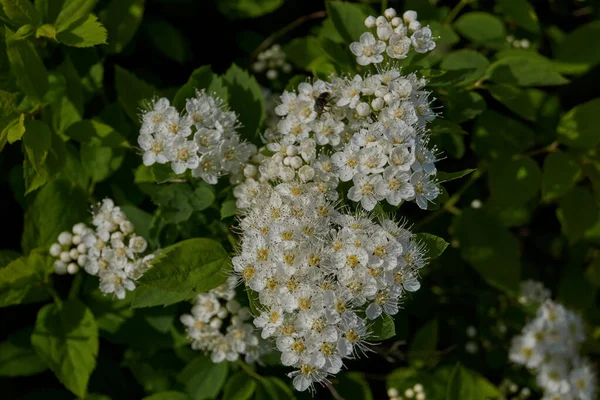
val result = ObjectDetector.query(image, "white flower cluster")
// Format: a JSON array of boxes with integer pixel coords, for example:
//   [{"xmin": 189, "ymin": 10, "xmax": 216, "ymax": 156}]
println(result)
[
  {"xmin": 351, "ymin": 9, "xmax": 436, "ymax": 66},
  {"xmin": 49, "ymin": 223, "xmax": 94, "ymax": 275},
  {"xmin": 509, "ymin": 290, "xmax": 597, "ymax": 400},
  {"xmin": 180, "ymin": 279, "xmax": 265, "ymax": 364},
  {"xmin": 238, "ymin": 64, "xmax": 440, "ymax": 211},
  {"xmin": 499, "ymin": 378, "xmax": 532, "ymax": 400},
  {"xmin": 253, "ymin": 44, "xmax": 292, "ymax": 80},
  {"xmin": 518, "ymin": 279, "xmax": 551, "ymax": 305},
  {"xmin": 138, "ymin": 92, "xmax": 256, "ymax": 183},
  {"xmin": 232, "ymin": 171, "xmax": 427, "ymax": 391},
  {"xmin": 388, "ymin": 383, "xmax": 427, "ymax": 400},
  {"xmin": 82, "ymin": 199, "xmax": 154, "ymax": 299}
]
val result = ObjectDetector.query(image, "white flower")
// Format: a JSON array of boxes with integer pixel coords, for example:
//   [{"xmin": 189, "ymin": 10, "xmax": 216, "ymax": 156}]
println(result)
[
  {"xmin": 138, "ymin": 133, "xmax": 169, "ymax": 166},
  {"xmin": 411, "ymin": 27, "xmax": 436, "ymax": 53},
  {"xmin": 387, "ymin": 33, "xmax": 411, "ymax": 59},
  {"xmin": 349, "ymin": 32, "xmax": 386, "ymax": 66},
  {"xmin": 348, "ymin": 174, "xmax": 385, "ymax": 211},
  {"xmin": 410, "ymin": 172, "xmax": 440, "ymax": 209},
  {"xmin": 377, "ymin": 167, "xmax": 414, "ymax": 206},
  {"xmin": 364, "ymin": 15, "xmax": 376, "ymax": 28},
  {"xmin": 332, "ymin": 145, "xmax": 360, "ymax": 182},
  {"xmin": 403, "ymin": 10, "xmax": 418, "ymax": 23},
  {"xmin": 99, "ymin": 270, "xmax": 135, "ymax": 299},
  {"xmin": 569, "ymin": 361, "xmax": 597, "ymax": 400}
]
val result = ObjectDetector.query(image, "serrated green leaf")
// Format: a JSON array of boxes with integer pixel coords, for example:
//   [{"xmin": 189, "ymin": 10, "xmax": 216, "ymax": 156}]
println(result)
[
  {"xmin": 488, "ymin": 156, "xmax": 541, "ymax": 207},
  {"xmin": 142, "ymin": 392, "xmax": 190, "ymax": 400},
  {"xmin": 487, "ymin": 84, "xmax": 542, "ymax": 121},
  {"xmin": 498, "ymin": 0, "xmax": 540, "ymax": 34},
  {"xmin": 137, "ymin": 238, "xmax": 231, "ymax": 305},
  {"xmin": 56, "ymin": 13, "xmax": 107, "ymax": 47},
  {"xmin": 444, "ymin": 90, "xmax": 486, "ymax": 122},
  {"xmin": 216, "ymin": 0, "xmax": 283, "ymax": 19},
  {"xmin": 173, "ymin": 66, "xmax": 227, "ymax": 110},
  {"xmin": 80, "ymin": 143, "xmax": 125, "ymax": 183},
  {"xmin": 370, "ymin": 314, "xmax": 396, "ymax": 340},
  {"xmin": 151, "ymin": 183, "xmax": 215, "ymax": 223},
  {"xmin": 0, "ymin": 249, "xmax": 52, "ymax": 307},
  {"xmin": 49, "ymin": 56, "xmax": 84, "ymax": 135},
  {"xmin": 414, "ymin": 233, "xmax": 449, "ymax": 260},
  {"xmin": 326, "ymin": 1, "xmax": 375, "ymax": 44},
  {"xmin": 542, "ymin": 152, "xmax": 582, "ymax": 201},
  {"xmin": 102, "ymin": 0, "xmax": 145, "ymax": 54},
  {"xmin": 55, "ymin": 0, "xmax": 98, "ymax": 31},
  {"xmin": 145, "ymin": 20, "xmax": 189, "ymax": 64},
  {"xmin": 472, "ymin": 110, "xmax": 535, "ymax": 160},
  {"xmin": 222, "ymin": 64, "xmax": 265, "ymax": 140},
  {"xmin": 31, "ymin": 300, "xmax": 99, "ymax": 398},
  {"xmin": 6, "ymin": 113, "xmax": 25, "ymax": 143},
  {"xmin": 223, "ymin": 372, "xmax": 256, "ymax": 400},
  {"xmin": 115, "ymin": 65, "xmax": 157, "ymax": 124},
  {"xmin": 0, "ymin": 0, "xmax": 40, "ymax": 26},
  {"xmin": 440, "ymin": 50, "xmax": 489, "ymax": 86},
  {"xmin": 23, "ymin": 119, "xmax": 52, "ymax": 172},
  {"xmin": 65, "ymin": 118, "xmax": 128, "ymax": 147},
  {"xmin": 36, "ymin": 24, "xmax": 56, "ymax": 39},
  {"xmin": 557, "ymin": 187, "xmax": 599, "ymax": 245},
  {"xmin": 21, "ymin": 180, "xmax": 89, "ymax": 253},
  {"xmin": 408, "ymin": 319, "xmax": 438, "ymax": 368},
  {"xmin": 284, "ymin": 36, "xmax": 327, "ymax": 70},
  {"xmin": 130, "ymin": 284, "xmax": 195, "ymax": 308},
  {"xmin": 557, "ymin": 98, "xmax": 600, "ymax": 149},
  {"xmin": 177, "ymin": 356, "xmax": 228, "ymax": 400},
  {"xmin": 5, "ymin": 27, "xmax": 48, "ymax": 104},
  {"xmin": 454, "ymin": 12, "xmax": 506, "ymax": 45},
  {"xmin": 0, "ymin": 327, "xmax": 48, "ymax": 377},
  {"xmin": 488, "ymin": 56, "xmax": 568, "ymax": 87}
]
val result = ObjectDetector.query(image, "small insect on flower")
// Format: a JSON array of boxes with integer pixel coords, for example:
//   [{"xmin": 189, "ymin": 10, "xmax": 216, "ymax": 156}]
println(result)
[{"xmin": 314, "ymin": 92, "xmax": 332, "ymax": 115}]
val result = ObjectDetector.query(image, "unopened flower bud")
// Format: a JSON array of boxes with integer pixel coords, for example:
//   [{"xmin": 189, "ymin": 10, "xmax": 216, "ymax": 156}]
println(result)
[
  {"xmin": 391, "ymin": 17, "xmax": 402, "ymax": 27},
  {"xmin": 69, "ymin": 249, "xmax": 79, "ymax": 260},
  {"xmin": 54, "ymin": 260, "xmax": 67, "ymax": 275},
  {"xmin": 67, "ymin": 263, "xmax": 79, "ymax": 275},
  {"xmin": 384, "ymin": 8, "xmax": 397, "ymax": 19},
  {"xmin": 72, "ymin": 223, "xmax": 87, "ymax": 236},
  {"xmin": 364, "ymin": 15, "xmax": 376, "ymax": 28},
  {"xmin": 60, "ymin": 251, "xmax": 71, "ymax": 263},
  {"xmin": 356, "ymin": 102, "xmax": 371, "ymax": 117},
  {"xmin": 49, "ymin": 243, "xmax": 62, "ymax": 257},
  {"xmin": 243, "ymin": 164, "xmax": 257, "ymax": 178},
  {"xmin": 403, "ymin": 10, "xmax": 417, "ymax": 23},
  {"xmin": 376, "ymin": 16, "xmax": 387, "ymax": 26},
  {"xmin": 409, "ymin": 20, "xmax": 421, "ymax": 32},
  {"xmin": 58, "ymin": 232, "xmax": 73, "ymax": 246},
  {"xmin": 372, "ymin": 97, "xmax": 385, "ymax": 111}
]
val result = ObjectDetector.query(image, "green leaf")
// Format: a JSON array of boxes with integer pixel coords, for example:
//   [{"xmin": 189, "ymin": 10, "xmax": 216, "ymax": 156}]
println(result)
[
  {"xmin": 428, "ymin": 119, "xmax": 466, "ymax": 159},
  {"xmin": 335, "ymin": 372, "xmax": 373, "ymax": 400},
  {"xmin": 488, "ymin": 157, "xmax": 541, "ymax": 207},
  {"xmin": 487, "ymin": 84, "xmax": 541, "ymax": 121},
  {"xmin": 5, "ymin": 27, "xmax": 48, "ymax": 104},
  {"xmin": 151, "ymin": 183, "xmax": 215, "ymax": 223},
  {"xmin": 370, "ymin": 314, "xmax": 396, "ymax": 340},
  {"xmin": 428, "ymin": 21, "xmax": 460, "ymax": 46},
  {"xmin": 23, "ymin": 119, "xmax": 52, "ymax": 172},
  {"xmin": 223, "ymin": 372, "xmax": 256, "ymax": 400},
  {"xmin": 0, "ymin": 249, "xmax": 52, "ymax": 307},
  {"xmin": 454, "ymin": 208, "xmax": 521, "ymax": 294},
  {"xmin": 435, "ymin": 169, "xmax": 475, "ymax": 183},
  {"xmin": 408, "ymin": 319, "xmax": 438, "ymax": 368},
  {"xmin": 555, "ymin": 21, "xmax": 600, "ymax": 71},
  {"xmin": 56, "ymin": 13, "xmax": 107, "ymax": 47},
  {"xmin": 326, "ymin": 1, "xmax": 375, "ymax": 44},
  {"xmin": 176, "ymin": 356, "xmax": 228, "ymax": 400},
  {"xmin": 222, "ymin": 64, "xmax": 265, "ymax": 140},
  {"xmin": 447, "ymin": 364, "xmax": 476, "ymax": 400},
  {"xmin": 0, "ymin": 0, "xmax": 40, "ymax": 26},
  {"xmin": 488, "ymin": 56, "xmax": 568, "ymax": 86},
  {"xmin": 255, "ymin": 377, "xmax": 294, "ymax": 400},
  {"xmin": 439, "ymin": 50, "xmax": 489, "ymax": 86},
  {"xmin": 284, "ymin": 36, "xmax": 327, "ymax": 70},
  {"xmin": 444, "ymin": 90, "xmax": 486, "ymax": 122},
  {"xmin": 498, "ymin": 0, "xmax": 540, "ymax": 33},
  {"xmin": 0, "ymin": 328, "xmax": 48, "ymax": 376},
  {"xmin": 173, "ymin": 66, "xmax": 227, "ymax": 110},
  {"xmin": 454, "ymin": 12, "xmax": 506, "ymax": 45},
  {"xmin": 115, "ymin": 65, "xmax": 157, "ymax": 124},
  {"xmin": 472, "ymin": 110, "xmax": 535, "ymax": 160},
  {"xmin": 414, "ymin": 233, "xmax": 449, "ymax": 260},
  {"xmin": 31, "ymin": 300, "xmax": 99, "ymax": 398},
  {"xmin": 131, "ymin": 284, "xmax": 196, "ymax": 308},
  {"xmin": 220, "ymin": 199, "xmax": 237, "ymax": 219},
  {"xmin": 65, "ymin": 119, "xmax": 128, "ymax": 147},
  {"xmin": 216, "ymin": 0, "xmax": 283, "ymax": 19},
  {"xmin": 102, "ymin": 0, "xmax": 145, "ymax": 54},
  {"xmin": 120, "ymin": 204, "xmax": 152, "ymax": 242},
  {"xmin": 55, "ymin": 0, "xmax": 99, "ymax": 31},
  {"xmin": 145, "ymin": 21, "xmax": 189, "ymax": 64},
  {"xmin": 542, "ymin": 152, "xmax": 582, "ymax": 201},
  {"xmin": 142, "ymin": 392, "xmax": 190, "ymax": 400},
  {"xmin": 49, "ymin": 57, "xmax": 84, "ymax": 135},
  {"xmin": 0, "ymin": 249, "xmax": 20, "ymax": 266},
  {"xmin": 7, "ymin": 113, "xmax": 25, "ymax": 143},
  {"xmin": 80, "ymin": 143, "xmax": 125, "ymax": 183},
  {"xmin": 36, "ymin": 24, "xmax": 56, "ymax": 39},
  {"xmin": 557, "ymin": 98, "xmax": 600, "ymax": 149},
  {"xmin": 137, "ymin": 238, "xmax": 231, "ymax": 305},
  {"xmin": 557, "ymin": 187, "xmax": 599, "ymax": 245},
  {"xmin": 21, "ymin": 180, "xmax": 89, "ymax": 253},
  {"xmin": 12, "ymin": 23, "xmax": 35, "ymax": 40}
]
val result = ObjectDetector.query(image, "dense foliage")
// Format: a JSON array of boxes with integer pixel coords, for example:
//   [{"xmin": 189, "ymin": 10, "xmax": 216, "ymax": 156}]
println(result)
[{"xmin": 1, "ymin": 0, "xmax": 599, "ymax": 399}]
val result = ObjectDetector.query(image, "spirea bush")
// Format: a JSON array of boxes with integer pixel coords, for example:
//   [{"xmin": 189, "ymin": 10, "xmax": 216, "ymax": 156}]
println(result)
[{"xmin": 1, "ymin": 1, "xmax": 599, "ymax": 400}]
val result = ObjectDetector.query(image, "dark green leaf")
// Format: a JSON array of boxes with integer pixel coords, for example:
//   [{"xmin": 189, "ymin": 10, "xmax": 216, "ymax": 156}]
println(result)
[
  {"xmin": 114, "ymin": 65, "xmax": 157, "ymax": 124},
  {"xmin": 80, "ymin": 143, "xmax": 125, "ymax": 183},
  {"xmin": 414, "ymin": 233, "xmax": 449, "ymax": 260},
  {"xmin": 0, "ymin": 249, "xmax": 52, "ymax": 307},
  {"xmin": 31, "ymin": 300, "xmax": 99, "ymax": 398},
  {"xmin": 284, "ymin": 36, "xmax": 327, "ymax": 70},
  {"xmin": 222, "ymin": 64, "xmax": 265, "ymax": 140},
  {"xmin": 436, "ymin": 169, "xmax": 475, "ymax": 183},
  {"xmin": 173, "ymin": 66, "xmax": 227, "ymax": 110},
  {"xmin": 542, "ymin": 152, "xmax": 582, "ymax": 201},
  {"xmin": 472, "ymin": 110, "xmax": 535, "ymax": 160},
  {"xmin": 151, "ymin": 183, "xmax": 215, "ymax": 223},
  {"xmin": 0, "ymin": 327, "xmax": 47, "ymax": 376},
  {"xmin": 176, "ymin": 356, "xmax": 228, "ymax": 400},
  {"xmin": 55, "ymin": 0, "xmax": 98, "ymax": 31},
  {"xmin": 555, "ymin": 21, "xmax": 600, "ymax": 71},
  {"xmin": 142, "ymin": 392, "xmax": 190, "ymax": 400},
  {"xmin": 65, "ymin": 119, "xmax": 128, "ymax": 147},
  {"xmin": 557, "ymin": 98, "xmax": 600, "ymax": 149},
  {"xmin": 488, "ymin": 157, "xmax": 541, "ymax": 207},
  {"xmin": 444, "ymin": 90, "xmax": 486, "ymax": 122},
  {"xmin": 220, "ymin": 200, "xmax": 237, "ymax": 219},
  {"xmin": 145, "ymin": 21, "xmax": 189, "ymax": 64},
  {"xmin": 5, "ymin": 27, "xmax": 48, "ymax": 104},
  {"xmin": 498, "ymin": 0, "xmax": 540, "ymax": 33},
  {"xmin": 439, "ymin": 50, "xmax": 489, "ymax": 86},
  {"xmin": 557, "ymin": 187, "xmax": 599, "ymax": 244},
  {"xmin": 370, "ymin": 314, "xmax": 396, "ymax": 340},
  {"xmin": 487, "ymin": 84, "xmax": 541, "ymax": 121},
  {"xmin": 446, "ymin": 364, "xmax": 477, "ymax": 400},
  {"xmin": 408, "ymin": 319, "xmax": 438, "ymax": 368},
  {"xmin": 454, "ymin": 12, "xmax": 506, "ymax": 45},
  {"xmin": 223, "ymin": 372, "xmax": 256, "ymax": 400},
  {"xmin": 255, "ymin": 377, "xmax": 294, "ymax": 400},
  {"xmin": 216, "ymin": 0, "xmax": 283, "ymax": 19},
  {"xmin": 326, "ymin": 1, "xmax": 375, "ymax": 44},
  {"xmin": 23, "ymin": 120, "xmax": 52, "ymax": 173},
  {"xmin": 0, "ymin": 0, "xmax": 40, "ymax": 25},
  {"xmin": 335, "ymin": 372, "xmax": 373, "ymax": 400},
  {"xmin": 488, "ymin": 56, "xmax": 568, "ymax": 86},
  {"xmin": 102, "ymin": 0, "xmax": 145, "ymax": 54}
]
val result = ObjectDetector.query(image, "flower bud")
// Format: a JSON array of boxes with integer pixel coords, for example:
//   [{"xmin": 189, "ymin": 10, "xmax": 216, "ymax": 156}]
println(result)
[
  {"xmin": 49, "ymin": 243, "xmax": 62, "ymax": 257},
  {"xmin": 266, "ymin": 69, "xmax": 278, "ymax": 80},
  {"xmin": 210, "ymin": 317, "xmax": 223, "ymax": 329},
  {"xmin": 391, "ymin": 17, "xmax": 401, "ymax": 27},
  {"xmin": 375, "ymin": 16, "xmax": 387, "ymax": 26},
  {"xmin": 356, "ymin": 102, "xmax": 371, "ymax": 117},
  {"xmin": 120, "ymin": 221, "xmax": 134, "ymax": 235},
  {"xmin": 290, "ymin": 156, "xmax": 303, "ymax": 169},
  {"xmin": 403, "ymin": 10, "xmax": 417, "ymax": 23},
  {"xmin": 286, "ymin": 145, "xmax": 298, "ymax": 157},
  {"xmin": 374, "ymin": 87, "xmax": 388, "ymax": 98},
  {"xmin": 77, "ymin": 254, "xmax": 87, "ymax": 266},
  {"xmin": 54, "ymin": 260, "xmax": 67, "ymax": 275},
  {"xmin": 60, "ymin": 251, "xmax": 71, "ymax": 263},
  {"xmin": 58, "ymin": 232, "xmax": 73, "ymax": 246},
  {"xmin": 298, "ymin": 165, "xmax": 315, "ymax": 182},
  {"xmin": 69, "ymin": 248, "xmax": 79, "ymax": 260},
  {"xmin": 67, "ymin": 263, "xmax": 79, "ymax": 275},
  {"xmin": 72, "ymin": 223, "xmax": 87, "ymax": 235},
  {"xmin": 77, "ymin": 243, "xmax": 87, "ymax": 254},
  {"xmin": 384, "ymin": 8, "xmax": 397, "ymax": 19},
  {"xmin": 409, "ymin": 20, "xmax": 421, "ymax": 32},
  {"xmin": 72, "ymin": 234, "xmax": 82, "ymax": 245},
  {"xmin": 364, "ymin": 15, "xmax": 376, "ymax": 28},
  {"xmin": 243, "ymin": 164, "xmax": 257, "ymax": 178},
  {"xmin": 383, "ymin": 92, "xmax": 394, "ymax": 103},
  {"xmin": 371, "ymin": 97, "xmax": 385, "ymax": 111}
]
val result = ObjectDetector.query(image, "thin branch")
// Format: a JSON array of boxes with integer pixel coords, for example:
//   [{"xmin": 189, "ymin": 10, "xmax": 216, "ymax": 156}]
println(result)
[
  {"xmin": 444, "ymin": 0, "xmax": 472, "ymax": 25},
  {"xmin": 326, "ymin": 382, "xmax": 345, "ymax": 400}
]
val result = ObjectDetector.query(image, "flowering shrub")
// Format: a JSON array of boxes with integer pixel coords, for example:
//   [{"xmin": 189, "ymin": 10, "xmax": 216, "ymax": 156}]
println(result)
[{"xmin": 1, "ymin": 1, "xmax": 599, "ymax": 400}]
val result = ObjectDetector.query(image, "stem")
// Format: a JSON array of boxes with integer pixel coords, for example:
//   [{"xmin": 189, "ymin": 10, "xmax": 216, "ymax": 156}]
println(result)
[
  {"xmin": 520, "ymin": 141, "xmax": 559, "ymax": 157},
  {"xmin": 444, "ymin": 0, "xmax": 471, "ymax": 25},
  {"xmin": 381, "ymin": 0, "xmax": 388, "ymax": 15},
  {"xmin": 237, "ymin": 360, "xmax": 262, "ymax": 381},
  {"xmin": 326, "ymin": 382, "xmax": 345, "ymax": 400},
  {"xmin": 46, "ymin": 284, "xmax": 63, "ymax": 308},
  {"xmin": 68, "ymin": 273, "xmax": 83, "ymax": 300},
  {"xmin": 251, "ymin": 10, "xmax": 327, "ymax": 59}
]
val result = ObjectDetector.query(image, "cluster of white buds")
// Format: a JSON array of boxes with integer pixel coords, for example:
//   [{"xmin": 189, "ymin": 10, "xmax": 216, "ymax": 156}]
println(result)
[
  {"xmin": 499, "ymin": 379, "xmax": 532, "ymax": 400},
  {"xmin": 388, "ymin": 383, "xmax": 427, "ymax": 400},
  {"xmin": 354, "ymin": 9, "xmax": 436, "ymax": 66},
  {"xmin": 518, "ymin": 280, "xmax": 551, "ymax": 306},
  {"xmin": 509, "ymin": 283, "xmax": 597, "ymax": 400},
  {"xmin": 138, "ymin": 91, "xmax": 256, "ymax": 184},
  {"xmin": 253, "ymin": 44, "xmax": 292, "ymax": 80},
  {"xmin": 82, "ymin": 199, "xmax": 154, "ymax": 299},
  {"xmin": 506, "ymin": 35, "xmax": 531, "ymax": 49},
  {"xmin": 465, "ymin": 325, "xmax": 479, "ymax": 354},
  {"xmin": 49, "ymin": 223, "xmax": 94, "ymax": 275},
  {"xmin": 180, "ymin": 279, "xmax": 266, "ymax": 364},
  {"xmin": 238, "ymin": 63, "xmax": 440, "ymax": 211}
]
